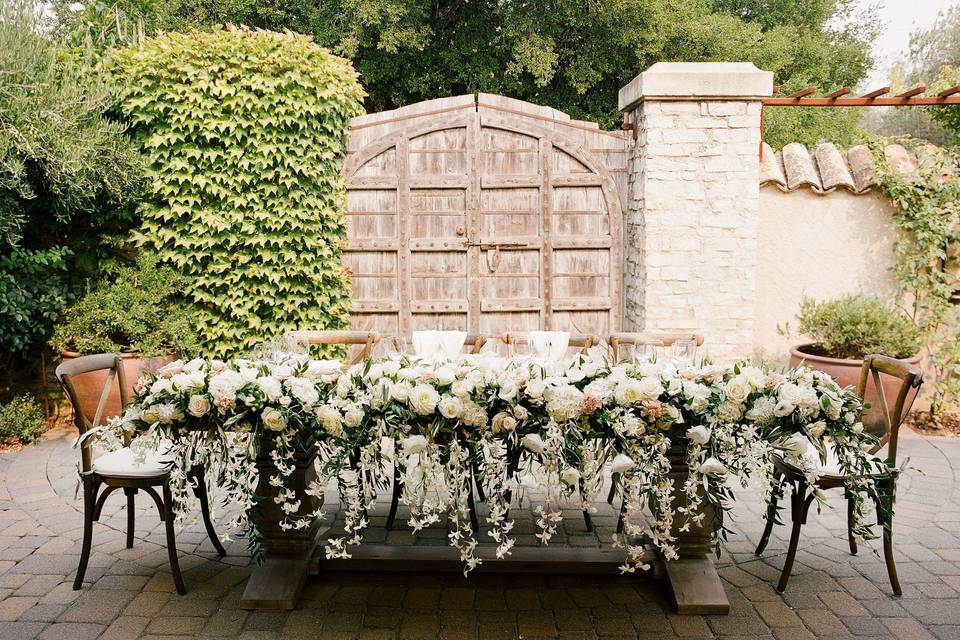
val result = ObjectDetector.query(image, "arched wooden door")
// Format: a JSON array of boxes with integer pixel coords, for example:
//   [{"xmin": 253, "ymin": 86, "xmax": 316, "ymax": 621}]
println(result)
[{"xmin": 343, "ymin": 94, "xmax": 625, "ymax": 338}]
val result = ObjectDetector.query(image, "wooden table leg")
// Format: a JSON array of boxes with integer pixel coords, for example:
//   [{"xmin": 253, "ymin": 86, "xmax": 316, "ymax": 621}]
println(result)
[
  {"xmin": 240, "ymin": 437, "xmax": 322, "ymax": 611},
  {"xmin": 662, "ymin": 444, "xmax": 730, "ymax": 615}
]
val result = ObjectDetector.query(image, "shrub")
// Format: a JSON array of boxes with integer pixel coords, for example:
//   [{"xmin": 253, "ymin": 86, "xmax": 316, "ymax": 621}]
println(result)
[
  {"xmin": 0, "ymin": 0, "xmax": 144, "ymax": 365},
  {"xmin": 51, "ymin": 256, "xmax": 200, "ymax": 356},
  {"xmin": 113, "ymin": 25, "xmax": 365, "ymax": 357},
  {"xmin": 796, "ymin": 295, "xmax": 921, "ymax": 361},
  {"xmin": 0, "ymin": 396, "xmax": 46, "ymax": 445}
]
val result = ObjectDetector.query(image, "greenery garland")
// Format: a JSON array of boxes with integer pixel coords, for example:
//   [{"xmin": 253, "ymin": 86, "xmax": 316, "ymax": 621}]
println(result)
[
  {"xmin": 113, "ymin": 26, "xmax": 365, "ymax": 357},
  {"xmin": 870, "ymin": 139, "xmax": 960, "ymax": 420}
]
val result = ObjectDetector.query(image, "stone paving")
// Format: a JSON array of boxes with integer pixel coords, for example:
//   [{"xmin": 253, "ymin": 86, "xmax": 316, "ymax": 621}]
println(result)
[{"xmin": 1, "ymin": 427, "xmax": 959, "ymax": 639}]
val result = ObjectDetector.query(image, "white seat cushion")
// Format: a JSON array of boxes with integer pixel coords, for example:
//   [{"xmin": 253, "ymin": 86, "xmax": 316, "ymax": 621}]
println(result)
[
  {"xmin": 779, "ymin": 439, "xmax": 884, "ymax": 478},
  {"xmin": 92, "ymin": 446, "xmax": 172, "ymax": 478}
]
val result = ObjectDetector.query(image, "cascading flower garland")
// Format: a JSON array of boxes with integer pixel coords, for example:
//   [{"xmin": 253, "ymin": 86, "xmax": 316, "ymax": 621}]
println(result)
[{"xmin": 94, "ymin": 348, "xmax": 883, "ymax": 573}]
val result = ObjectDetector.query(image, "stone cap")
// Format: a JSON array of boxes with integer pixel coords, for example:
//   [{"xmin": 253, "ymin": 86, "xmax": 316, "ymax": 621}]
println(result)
[{"xmin": 619, "ymin": 62, "xmax": 774, "ymax": 111}]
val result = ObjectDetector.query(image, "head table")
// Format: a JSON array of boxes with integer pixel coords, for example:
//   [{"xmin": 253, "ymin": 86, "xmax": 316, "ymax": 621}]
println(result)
[{"xmin": 89, "ymin": 343, "xmax": 884, "ymax": 614}]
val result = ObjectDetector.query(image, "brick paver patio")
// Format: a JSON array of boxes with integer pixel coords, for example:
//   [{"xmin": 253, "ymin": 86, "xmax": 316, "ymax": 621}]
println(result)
[{"xmin": 1, "ymin": 427, "xmax": 959, "ymax": 639}]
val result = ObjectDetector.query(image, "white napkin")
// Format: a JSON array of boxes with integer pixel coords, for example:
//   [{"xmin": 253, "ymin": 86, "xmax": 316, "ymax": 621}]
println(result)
[
  {"xmin": 438, "ymin": 331, "xmax": 467, "ymax": 359},
  {"xmin": 412, "ymin": 331, "xmax": 442, "ymax": 359},
  {"xmin": 530, "ymin": 331, "xmax": 570, "ymax": 361}
]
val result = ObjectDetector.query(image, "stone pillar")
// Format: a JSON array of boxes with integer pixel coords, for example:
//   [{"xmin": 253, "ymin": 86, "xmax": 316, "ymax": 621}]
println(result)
[{"xmin": 619, "ymin": 63, "xmax": 773, "ymax": 361}]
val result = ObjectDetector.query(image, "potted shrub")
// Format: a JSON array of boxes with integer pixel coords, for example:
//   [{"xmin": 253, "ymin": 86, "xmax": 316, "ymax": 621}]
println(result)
[
  {"xmin": 789, "ymin": 295, "xmax": 922, "ymax": 435},
  {"xmin": 51, "ymin": 256, "xmax": 199, "ymax": 422}
]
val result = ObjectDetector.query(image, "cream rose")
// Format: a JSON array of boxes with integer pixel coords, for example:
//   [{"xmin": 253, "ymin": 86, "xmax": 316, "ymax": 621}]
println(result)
[
  {"xmin": 560, "ymin": 467, "xmax": 581, "ymax": 486},
  {"xmin": 316, "ymin": 405, "xmax": 343, "ymax": 435},
  {"xmin": 686, "ymin": 425, "xmax": 711, "ymax": 446},
  {"xmin": 261, "ymin": 407, "xmax": 287, "ymax": 432},
  {"xmin": 438, "ymin": 395, "xmax": 463, "ymax": 419},
  {"xmin": 187, "ymin": 395, "xmax": 211, "ymax": 418},
  {"xmin": 491, "ymin": 412, "xmax": 517, "ymax": 433},
  {"xmin": 402, "ymin": 434, "xmax": 428, "ymax": 455},
  {"xmin": 343, "ymin": 404, "xmax": 364, "ymax": 429},
  {"xmin": 699, "ymin": 457, "xmax": 727, "ymax": 476}
]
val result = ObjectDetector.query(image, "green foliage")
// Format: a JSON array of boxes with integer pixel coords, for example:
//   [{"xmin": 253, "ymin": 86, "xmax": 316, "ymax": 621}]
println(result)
[
  {"xmin": 930, "ymin": 66, "xmax": 960, "ymax": 145},
  {"xmin": 0, "ymin": 395, "xmax": 46, "ymax": 445},
  {"xmin": 106, "ymin": 0, "xmax": 876, "ymax": 137},
  {"xmin": 795, "ymin": 295, "xmax": 921, "ymax": 361},
  {"xmin": 0, "ymin": 0, "xmax": 144, "ymax": 364},
  {"xmin": 871, "ymin": 140, "xmax": 960, "ymax": 418},
  {"xmin": 113, "ymin": 26, "xmax": 364, "ymax": 357},
  {"xmin": 51, "ymin": 256, "xmax": 200, "ymax": 356}
]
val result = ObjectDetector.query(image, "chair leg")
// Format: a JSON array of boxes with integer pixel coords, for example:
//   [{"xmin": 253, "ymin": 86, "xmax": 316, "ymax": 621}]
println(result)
[
  {"xmin": 124, "ymin": 487, "xmax": 137, "ymax": 549},
  {"xmin": 846, "ymin": 493, "xmax": 858, "ymax": 556},
  {"xmin": 73, "ymin": 477, "xmax": 97, "ymax": 590},
  {"xmin": 877, "ymin": 481, "xmax": 901, "ymax": 596},
  {"xmin": 192, "ymin": 470, "xmax": 226, "ymax": 557},
  {"xmin": 607, "ymin": 473, "xmax": 617, "ymax": 504},
  {"xmin": 756, "ymin": 469, "xmax": 784, "ymax": 555},
  {"xmin": 385, "ymin": 459, "xmax": 402, "ymax": 529},
  {"xmin": 776, "ymin": 480, "xmax": 809, "ymax": 593},
  {"xmin": 161, "ymin": 484, "xmax": 186, "ymax": 595}
]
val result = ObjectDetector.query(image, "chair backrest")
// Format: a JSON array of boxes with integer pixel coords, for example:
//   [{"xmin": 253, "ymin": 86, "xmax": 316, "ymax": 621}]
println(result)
[
  {"xmin": 56, "ymin": 354, "xmax": 128, "ymax": 474},
  {"xmin": 855, "ymin": 354, "xmax": 923, "ymax": 464},
  {"xmin": 285, "ymin": 330, "xmax": 379, "ymax": 364},
  {"xmin": 608, "ymin": 332, "xmax": 705, "ymax": 361},
  {"xmin": 503, "ymin": 332, "xmax": 597, "ymax": 354}
]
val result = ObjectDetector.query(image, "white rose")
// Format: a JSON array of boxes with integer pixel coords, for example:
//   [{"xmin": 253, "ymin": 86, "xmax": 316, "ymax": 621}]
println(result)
[
  {"xmin": 434, "ymin": 367, "xmax": 457, "ymax": 386},
  {"xmin": 409, "ymin": 384, "xmax": 440, "ymax": 416},
  {"xmin": 344, "ymin": 404, "xmax": 364, "ymax": 429},
  {"xmin": 365, "ymin": 364, "xmax": 384, "ymax": 381},
  {"xmin": 261, "ymin": 407, "xmax": 287, "ymax": 432},
  {"xmin": 285, "ymin": 377, "xmax": 320, "ymax": 407},
  {"xmin": 782, "ymin": 433, "xmax": 810, "ymax": 457},
  {"xmin": 560, "ymin": 467, "xmax": 581, "ymax": 486},
  {"xmin": 525, "ymin": 380, "xmax": 546, "ymax": 399},
  {"xmin": 491, "ymin": 412, "xmax": 517, "ymax": 433},
  {"xmin": 512, "ymin": 404, "xmax": 529, "ymax": 421},
  {"xmin": 187, "ymin": 395, "xmax": 210, "ymax": 418},
  {"xmin": 438, "ymin": 396, "xmax": 463, "ymax": 419},
  {"xmin": 150, "ymin": 378, "xmax": 174, "ymax": 395},
  {"xmin": 566, "ymin": 367, "xmax": 585, "ymax": 383},
  {"xmin": 255, "ymin": 376, "xmax": 283, "ymax": 402},
  {"xmin": 239, "ymin": 366, "xmax": 259, "ymax": 383},
  {"xmin": 402, "ymin": 434, "xmax": 428, "ymax": 455},
  {"xmin": 773, "ymin": 400, "xmax": 796, "ymax": 417},
  {"xmin": 157, "ymin": 360, "xmax": 185, "ymax": 377},
  {"xmin": 686, "ymin": 425, "xmax": 712, "ymax": 446},
  {"xmin": 381, "ymin": 360, "xmax": 402, "ymax": 376},
  {"xmin": 392, "ymin": 381, "xmax": 412, "ymax": 402},
  {"xmin": 498, "ymin": 381, "xmax": 518, "ymax": 401},
  {"xmin": 270, "ymin": 364, "xmax": 292, "ymax": 381},
  {"xmin": 699, "ymin": 457, "xmax": 727, "ymax": 476},
  {"xmin": 610, "ymin": 453, "xmax": 635, "ymax": 474},
  {"xmin": 521, "ymin": 433, "xmax": 546, "ymax": 454},
  {"xmin": 451, "ymin": 380, "xmax": 474, "ymax": 398},
  {"xmin": 852, "ymin": 422, "xmax": 864, "ymax": 435},
  {"xmin": 667, "ymin": 377, "xmax": 683, "ymax": 396}
]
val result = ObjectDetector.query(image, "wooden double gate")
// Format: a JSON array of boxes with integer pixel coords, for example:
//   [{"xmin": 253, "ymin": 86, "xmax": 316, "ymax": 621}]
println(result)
[{"xmin": 344, "ymin": 94, "xmax": 629, "ymax": 338}]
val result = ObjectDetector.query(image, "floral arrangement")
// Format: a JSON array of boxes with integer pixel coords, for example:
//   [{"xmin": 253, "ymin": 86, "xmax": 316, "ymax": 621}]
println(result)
[{"xmin": 99, "ymin": 349, "xmax": 884, "ymax": 573}]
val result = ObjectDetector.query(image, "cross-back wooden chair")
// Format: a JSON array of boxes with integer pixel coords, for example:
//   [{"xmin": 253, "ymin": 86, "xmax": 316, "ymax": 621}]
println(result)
[
  {"xmin": 609, "ymin": 332, "xmax": 705, "ymax": 362},
  {"xmin": 57, "ymin": 354, "xmax": 225, "ymax": 595},
  {"xmin": 285, "ymin": 330, "xmax": 380, "ymax": 364},
  {"xmin": 754, "ymin": 354, "xmax": 923, "ymax": 594}
]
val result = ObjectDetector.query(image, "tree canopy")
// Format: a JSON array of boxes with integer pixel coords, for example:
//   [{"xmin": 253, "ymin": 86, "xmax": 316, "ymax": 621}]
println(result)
[{"xmin": 77, "ymin": 0, "xmax": 877, "ymax": 146}]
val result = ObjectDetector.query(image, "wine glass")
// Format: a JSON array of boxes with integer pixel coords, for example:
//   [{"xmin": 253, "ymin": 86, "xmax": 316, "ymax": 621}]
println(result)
[
  {"xmin": 672, "ymin": 338, "xmax": 697, "ymax": 365},
  {"xmin": 373, "ymin": 335, "xmax": 407, "ymax": 361},
  {"xmin": 640, "ymin": 339, "xmax": 664, "ymax": 362},
  {"xmin": 510, "ymin": 335, "xmax": 533, "ymax": 360}
]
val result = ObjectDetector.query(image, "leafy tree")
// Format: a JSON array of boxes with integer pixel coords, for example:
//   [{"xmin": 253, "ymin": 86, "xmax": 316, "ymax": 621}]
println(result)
[
  {"xmin": 94, "ymin": 0, "xmax": 876, "ymax": 144},
  {"xmin": 0, "ymin": 1, "xmax": 144, "ymax": 375}
]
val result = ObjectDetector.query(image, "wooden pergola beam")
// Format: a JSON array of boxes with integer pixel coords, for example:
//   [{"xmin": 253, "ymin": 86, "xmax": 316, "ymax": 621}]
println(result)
[
  {"xmin": 825, "ymin": 87, "xmax": 852, "ymax": 99},
  {"xmin": 787, "ymin": 87, "xmax": 817, "ymax": 99},
  {"xmin": 896, "ymin": 85, "xmax": 926, "ymax": 98},
  {"xmin": 938, "ymin": 85, "xmax": 960, "ymax": 98},
  {"xmin": 860, "ymin": 86, "xmax": 891, "ymax": 99}
]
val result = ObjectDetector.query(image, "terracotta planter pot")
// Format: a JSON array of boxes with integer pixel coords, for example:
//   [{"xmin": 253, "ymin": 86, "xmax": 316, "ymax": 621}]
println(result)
[
  {"xmin": 58, "ymin": 351, "xmax": 175, "ymax": 424},
  {"xmin": 789, "ymin": 344, "xmax": 922, "ymax": 438}
]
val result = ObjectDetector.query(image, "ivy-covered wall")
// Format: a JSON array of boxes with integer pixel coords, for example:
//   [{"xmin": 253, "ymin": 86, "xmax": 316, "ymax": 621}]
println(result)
[{"xmin": 114, "ymin": 25, "xmax": 364, "ymax": 356}]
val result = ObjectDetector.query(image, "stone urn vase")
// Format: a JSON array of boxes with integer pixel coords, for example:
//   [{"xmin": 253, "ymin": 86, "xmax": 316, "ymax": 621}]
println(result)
[
  {"xmin": 789, "ymin": 344, "xmax": 922, "ymax": 437},
  {"xmin": 58, "ymin": 350, "xmax": 174, "ymax": 423}
]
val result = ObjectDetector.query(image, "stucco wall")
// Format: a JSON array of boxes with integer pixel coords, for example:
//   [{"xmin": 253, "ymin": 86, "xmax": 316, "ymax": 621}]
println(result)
[{"xmin": 754, "ymin": 187, "xmax": 898, "ymax": 363}]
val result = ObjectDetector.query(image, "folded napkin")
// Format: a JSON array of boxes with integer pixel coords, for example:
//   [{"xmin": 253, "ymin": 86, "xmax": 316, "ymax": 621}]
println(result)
[
  {"xmin": 413, "ymin": 330, "xmax": 468, "ymax": 360},
  {"xmin": 530, "ymin": 331, "xmax": 570, "ymax": 361}
]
